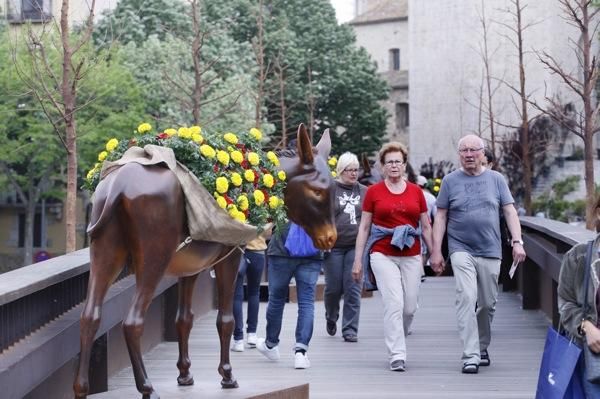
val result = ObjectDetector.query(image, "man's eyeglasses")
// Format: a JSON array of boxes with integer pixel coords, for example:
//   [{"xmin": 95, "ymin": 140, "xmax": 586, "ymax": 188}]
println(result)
[
  {"xmin": 385, "ymin": 160, "xmax": 405, "ymax": 166},
  {"xmin": 459, "ymin": 147, "xmax": 483, "ymax": 154},
  {"xmin": 343, "ymin": 168, "xmax": 359, "ymax": 174}
]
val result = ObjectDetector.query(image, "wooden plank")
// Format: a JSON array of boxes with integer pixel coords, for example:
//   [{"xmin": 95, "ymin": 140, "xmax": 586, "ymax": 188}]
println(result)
[{"xmin": 104, "ymin": 277, "xmax": 548, "ymax": 398}]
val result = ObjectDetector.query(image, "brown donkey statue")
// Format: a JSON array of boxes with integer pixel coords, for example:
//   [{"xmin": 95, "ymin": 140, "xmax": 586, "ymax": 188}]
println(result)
[{"xmin": 73, "ymin": 124, "xmax": 337, "ymax": 399}]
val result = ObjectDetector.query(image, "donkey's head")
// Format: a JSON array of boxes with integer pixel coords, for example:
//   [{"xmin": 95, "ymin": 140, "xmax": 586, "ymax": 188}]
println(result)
[{"xmin": 280, "ymin": 124, "xmax": 337, "ymax": 250}]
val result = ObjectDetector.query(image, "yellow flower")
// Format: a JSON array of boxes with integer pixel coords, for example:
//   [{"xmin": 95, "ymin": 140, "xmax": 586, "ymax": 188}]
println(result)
[
  {"xmin": 192, "ymin": 133, "xmax": 204, "ymax": 144},
  {"xmin": 249, "ymin": 127, "xmax": 263, "ymax": 140},
  {"xmin": 232, "ymin": 209, "xmax": 246, "ymax": 223},
  {"xmin": 277, "ymin": 170, "xmax": 286, "ymax": 181},
  {"xmin": 435, "ymin": 178, "xmax": 442, "ymax": 184},
  {"xmin": 433, "ymin": 186, "xmax": 440, "ymax": 192},
  {"xmin": 328, "ymin": 156, "xmax": 337, "ymax": 166},
  {"xmin": 331, "ymin": 171, "xmax": 337, "ymax": 178},
  {"xmin": 215, "ymin": 195, "xmax": 227, "ymax": 209},
  {"xmin": 217, "ymin": 150, "xmax": 230, "ymax": 165},
  {"xmin": 231, "ymin": 150, "xmax": 244, "ymax": 164},
  {"xmin": 137, "ymin": 123, "xmax": 152, "ymax": 134},
  {"xmin": 164, "ymin": 128, "xmax": 177, "ymax": 137},
  {"xmin": 98, "ymin": 151, "xmax": 108, "ymax": 161},
  {"xmin": 262, "ymin": 174, "xmax": 274, "ymax": 188},
  {"xmin": 269, "ymin": 196, "xmax": 281, "ymax": 209},
  {"xmin": 267, "ymin": 151, "xmax": 279, "ymax": 166},
  {"xmin": 190, "ymin": 125, "xmax": 202, "ymax": 135},
  {"xmin": 106, "ymin": 138, "xmax": 119, "ymax": 152},
  {"xmin": 216, "ymin": 176, "xmax": 229, "ymax": 194},
  {"xmin": 178, "ymin": 127, "xmax": 192, "ymax": 139},
  {"xmin": 253, "ymin": 190, "xmax": 265, "ymax": 206},
  {"xmin": 248, "ymin": 152, "xmax": 260, "ymax": 166},
  {"xmin": 223, "ymin": 132, "xmax": 238, "ymax": 144},
  {"xmin": 244, "ymin": 169, "xmax": 255, "ymax": 182},
  {"xmin": 231, "ymin": 172, "xmax": 243, "ymax": 187},
  {"xmin": 237, "ymin": 195, "xmax": 249, "ymax": 211},
  {"xmin": 86, "ymin": 169, "xmax": 95, "ymax": 180},
  {"xmin": 200, "ymin": 144, "xmax": 216, "ymax": 158}
]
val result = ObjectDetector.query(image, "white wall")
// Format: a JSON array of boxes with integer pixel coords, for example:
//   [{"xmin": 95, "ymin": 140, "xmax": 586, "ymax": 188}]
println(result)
[
  {"xmin": 409, "ymin": 0, "xmax": 586, "ymax": 169},
  {"xmin": 354, "ymin": 19, "xmax": 409, "ymax": 73}
]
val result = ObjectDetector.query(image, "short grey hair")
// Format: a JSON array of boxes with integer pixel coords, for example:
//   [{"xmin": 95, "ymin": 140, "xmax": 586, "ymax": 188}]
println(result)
[
  {"xmin": 336, "ymin": 152, "xmax": 359, "ymax": 175},
  {"xmin": 457, "ymin": 135, "xmax": 485, "ymax": 150}
]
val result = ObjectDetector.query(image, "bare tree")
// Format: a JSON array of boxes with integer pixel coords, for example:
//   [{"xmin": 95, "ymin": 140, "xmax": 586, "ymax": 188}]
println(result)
[
  {"xmin": 534, "ymin": 0, "xmax": 600, "ymax": 229},
  {"xmin": 496, "ymin": 0, "xmax": 542, "ymax": 215},
  {"xmin": 12, "ymin": 0, "xmax": 97, "ymax": 253}
]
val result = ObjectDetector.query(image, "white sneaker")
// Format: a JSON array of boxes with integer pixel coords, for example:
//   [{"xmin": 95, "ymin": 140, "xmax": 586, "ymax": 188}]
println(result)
[
  {"xmin": 256, "ymin": 338, "xmax": 280, "ymax": 360},
  {"xmin": 294, "ymin": 352, "xmax": 310, "ymax": 369},
  {"xmin": 247, "ymin": 333, "xmax": 258, "ymax": 348},
  {"xmin": 231, "ymin": 339, "xmax": 244, "ymax": 352}
]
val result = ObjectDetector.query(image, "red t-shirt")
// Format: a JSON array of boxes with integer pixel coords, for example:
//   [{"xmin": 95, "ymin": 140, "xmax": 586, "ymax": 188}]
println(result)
[{"xmin": 362, "ymin": 180, "xmax": 427, "ymax": 257}]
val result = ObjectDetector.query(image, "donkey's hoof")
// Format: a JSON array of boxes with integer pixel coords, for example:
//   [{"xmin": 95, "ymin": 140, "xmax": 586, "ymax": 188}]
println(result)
[
  {"xmin": 177, "ymin": 374, "xmax": 194, "ymax": 386},
  {"xmin": 221, "ymin": 379, "xmax": 239, "ymax": 389},
  {"xmin": 141, "ymin": 391, "xmax": 160, "ymax": 399}
]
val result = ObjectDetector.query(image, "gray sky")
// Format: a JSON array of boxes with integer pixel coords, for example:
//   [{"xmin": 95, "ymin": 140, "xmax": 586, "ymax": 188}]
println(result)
[{"xmin": 330, "ymin": 0, "xmax": 355, "ymax": 23}]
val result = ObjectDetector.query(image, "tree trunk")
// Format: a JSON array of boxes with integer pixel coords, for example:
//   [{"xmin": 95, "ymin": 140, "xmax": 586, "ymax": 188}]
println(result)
[
  {"xmin": 254, "ymin": 0, "xmax": 265, "ymax": 128},
  {"xmin": 22, "ymin": 189, "xmax": 36, "ymax": 266},
  {"xmin": 61, "ymin": 0, "xmax": 77, "ymax": 253},
  {"xmin": 191, "ymin": 0, "xmax": 203, "ymax": 125}
]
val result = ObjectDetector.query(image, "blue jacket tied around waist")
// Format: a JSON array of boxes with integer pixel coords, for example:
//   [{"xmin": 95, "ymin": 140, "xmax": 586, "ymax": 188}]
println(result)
[{"xmin": 362, "ymin": 224, "xmax": 421, "ymax": 291}]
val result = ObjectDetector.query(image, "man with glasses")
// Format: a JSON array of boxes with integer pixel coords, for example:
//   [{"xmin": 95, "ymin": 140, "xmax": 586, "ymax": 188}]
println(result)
[
  {"xmin": 324, "ymin": 152, "xmax": 367, "ymax": 343},
  {"xmin": 430, "ymin": 134, "xmax": 526, "ymax": 374}
]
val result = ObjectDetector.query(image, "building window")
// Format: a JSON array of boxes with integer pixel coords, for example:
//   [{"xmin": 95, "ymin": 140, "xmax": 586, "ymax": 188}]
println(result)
[
  {"xmin": 7, "ymin": 0, "xmax": 53, "ymax": 23},
  {"xmin": 389, "ymin": 48, "xmax": 400, "ymax": 71},
  {"xmin": 18, "ymin": 213, "xmax": 42, "ymax": 247},
  {"xmin": 396, "ymin": 103, "xmax": 409, "ymax": 130}
]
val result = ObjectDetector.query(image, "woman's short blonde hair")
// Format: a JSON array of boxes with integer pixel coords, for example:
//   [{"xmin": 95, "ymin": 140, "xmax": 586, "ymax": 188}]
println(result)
[
  {"xmin": 378, "ymin": 142, "xmax": 408, "ymax": 165},
  {"xmin": 336, "ymin": 152, "xmax": 359, "ymax": 176}
]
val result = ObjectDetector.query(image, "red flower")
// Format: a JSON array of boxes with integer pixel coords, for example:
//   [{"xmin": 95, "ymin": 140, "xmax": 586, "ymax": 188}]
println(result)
[
  {"xmin": 157, "ymin": 133, "xmax": 169, "ymax": 139},
  {"xmin": 262, "ymin": 189, "xmax": 270, "ymax": 202},
  {"xmin": 241, "ymin": 160, "xmax": 249, "ymax": 168},
  {"xmin": 213, "ymin": 164, "xmax": 219, "ymax": 172},
  {"xmin": 224, "ymin": 194, "xmax": 234, "ymax": 205}
]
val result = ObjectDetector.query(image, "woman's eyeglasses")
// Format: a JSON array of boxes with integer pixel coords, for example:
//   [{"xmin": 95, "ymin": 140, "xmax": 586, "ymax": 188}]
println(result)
[
  {"xmin": 385, "ymin": 160, "xmax": 405, "ymax": 166},
  {"xmin": 343, "ymin": 168, "xmax": 359, "ymax": 174}
]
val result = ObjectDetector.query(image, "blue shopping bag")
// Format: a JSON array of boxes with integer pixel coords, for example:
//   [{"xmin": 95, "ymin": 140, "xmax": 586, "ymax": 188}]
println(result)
[
  {"xmin": 536, "ymin": 326, "xmax": 584, "ymax": 399},
  {"xmin": 284, "ymin": 223, "xmax": 319, "ymax": 257}
]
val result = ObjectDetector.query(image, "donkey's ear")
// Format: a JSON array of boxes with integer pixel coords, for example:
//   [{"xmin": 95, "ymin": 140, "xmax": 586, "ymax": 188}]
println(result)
[
  {"xmin": 315, "ymin": 129, "xmax": 331, "ymax": 159},
  {"xmin": 361, "ymin": 153, "xmax": 371, "ymax": 174},
  {"xmin": 297, "ymin": 123, "xmax": 314, "ymax": 165}
]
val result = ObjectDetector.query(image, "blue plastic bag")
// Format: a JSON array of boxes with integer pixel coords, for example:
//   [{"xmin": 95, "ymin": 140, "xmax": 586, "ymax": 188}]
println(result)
[
  {"xmin": 536, "ymin": 326, "xmax": 584, "ymax": 399},
  {"xmin": 284, "ymin": 223, "xmax": 319, "ymax": 257}
]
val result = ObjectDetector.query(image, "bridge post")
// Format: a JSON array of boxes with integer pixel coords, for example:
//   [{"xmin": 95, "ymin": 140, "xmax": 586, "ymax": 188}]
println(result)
[{"xmin": 89, "ymin": 333, "xmax": 108, "ymax": 394}]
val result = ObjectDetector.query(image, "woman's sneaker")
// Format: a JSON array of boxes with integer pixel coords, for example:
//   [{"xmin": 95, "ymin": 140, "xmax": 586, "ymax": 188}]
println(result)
[
  {"xmin": 256, "ymin": 338, "xmax": 280, "ymax": 360},
  {"xmin": 294, "ymin": 352, "xmax": 310, "ymax": 369},
  {"xmin": 231, "ymin": 339, "xmax": 244, "ymax": 352},
  {"xmin": 247, "ymin": 333, "xmax": 258, "ymax": 348}
]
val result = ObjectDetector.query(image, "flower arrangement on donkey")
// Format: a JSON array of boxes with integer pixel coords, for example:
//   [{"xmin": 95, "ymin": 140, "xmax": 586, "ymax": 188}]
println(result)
[{"xmin": 84, "ymin": 123, "xmax": 287, "ymax": 228}]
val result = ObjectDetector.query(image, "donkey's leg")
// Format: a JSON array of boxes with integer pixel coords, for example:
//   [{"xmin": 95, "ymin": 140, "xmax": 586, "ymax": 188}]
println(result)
[
  {"xmin": 74, "ymin": 233, "xmax": 127, "ymax": 398},
  {"xmin": 213, "ymin": 249, "xmax": 242, "ymax": 389},
  {"xmin": 123, "ymin": 247, "xmax": 174, "ymax": 399},
  {"xmin": 175, "ymin": 274, "xmax": 199, "ymax": 386}
]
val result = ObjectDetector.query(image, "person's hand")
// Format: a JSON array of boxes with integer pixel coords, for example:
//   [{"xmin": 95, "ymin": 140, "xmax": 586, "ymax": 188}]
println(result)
[
  {"xmin": 352, "ymin": 261, "xmax": 363, "ymax": 283},
  {"xmin": 512, "ymin": 243, "xmax": 526, "ymax": 264},
  {"xmin": 585, "ymin": 321, "xmax": 600, "ymax": 354},
  {"xmin": 429, "ymin": 251, "xmax": 445, "ymax": 275}
]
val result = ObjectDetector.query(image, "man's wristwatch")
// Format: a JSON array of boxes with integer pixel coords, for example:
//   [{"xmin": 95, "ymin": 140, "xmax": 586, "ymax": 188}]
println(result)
[{"xmin": 511, "ymin": 239, "xmax": 524, "ymax": 247}]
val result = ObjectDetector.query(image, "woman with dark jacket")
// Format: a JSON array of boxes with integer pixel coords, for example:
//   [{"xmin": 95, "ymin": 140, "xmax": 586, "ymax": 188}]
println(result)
[{"xmin": 558, "ymin": 195, "xmax": 600, "ymax": 397}]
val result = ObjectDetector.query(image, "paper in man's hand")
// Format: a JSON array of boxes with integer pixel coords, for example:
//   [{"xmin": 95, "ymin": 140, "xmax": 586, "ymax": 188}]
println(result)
[{"xmin": 509, "ymin": 260, "xmax": 520, "ymax": 279}]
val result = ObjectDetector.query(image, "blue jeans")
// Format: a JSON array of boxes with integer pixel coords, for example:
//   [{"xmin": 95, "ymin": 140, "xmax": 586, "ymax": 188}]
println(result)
[
  {"xmin": 265, "ymin": 256, "xmax": 322, "ymax": 351},
  {"xmin": 233, "ymin": 250, "xmax": 265, "ymax": 340},
  {"xmin": 323, "ymin": 247, "xmax": 362, "ymax": 336}
]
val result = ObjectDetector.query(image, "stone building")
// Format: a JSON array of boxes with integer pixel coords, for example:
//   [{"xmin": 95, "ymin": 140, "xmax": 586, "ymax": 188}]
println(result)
[{"xmin": 349, "ymin": 0, "xmax": 409, "ymax": 144}]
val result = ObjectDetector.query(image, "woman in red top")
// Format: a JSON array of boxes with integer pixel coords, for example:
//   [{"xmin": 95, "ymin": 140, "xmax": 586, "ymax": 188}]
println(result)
[{"xmin": 352, "ymin": 142, "xmax": 433, "ymax": 372}]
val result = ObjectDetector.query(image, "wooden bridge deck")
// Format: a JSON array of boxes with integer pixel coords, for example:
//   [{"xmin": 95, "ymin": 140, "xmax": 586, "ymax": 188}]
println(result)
[{"xmin": 96, "ymin": 277, "xmax": 548, "ymax": 398}]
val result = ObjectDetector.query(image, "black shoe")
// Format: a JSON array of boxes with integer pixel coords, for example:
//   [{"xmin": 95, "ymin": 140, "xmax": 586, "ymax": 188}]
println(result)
[
  {"xmin": 480, "ymin": 349, "xmax": 490, "ymax": 366},
  {"xmin": 462, "ymin": 363, "xmax": 479, "ymax": 374},
  {"xmin": 326, "ymin": 320, "xmax": 337, "ymax": 336},
  {"xmin": 343, "ymin": 334, "xmax": 358, "ymax": 342}
]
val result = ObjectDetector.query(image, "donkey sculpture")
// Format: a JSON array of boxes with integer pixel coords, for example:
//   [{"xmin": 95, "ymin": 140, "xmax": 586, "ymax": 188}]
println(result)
[{"xmin": 73, "ymin": 124, "xmax": 337, "ymax": 399}]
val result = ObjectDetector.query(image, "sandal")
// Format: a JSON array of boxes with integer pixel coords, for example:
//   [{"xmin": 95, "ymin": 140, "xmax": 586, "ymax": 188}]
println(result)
[{"xmin": 462, "ymin": 363, "xmax": 479, "ymax": 374}]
